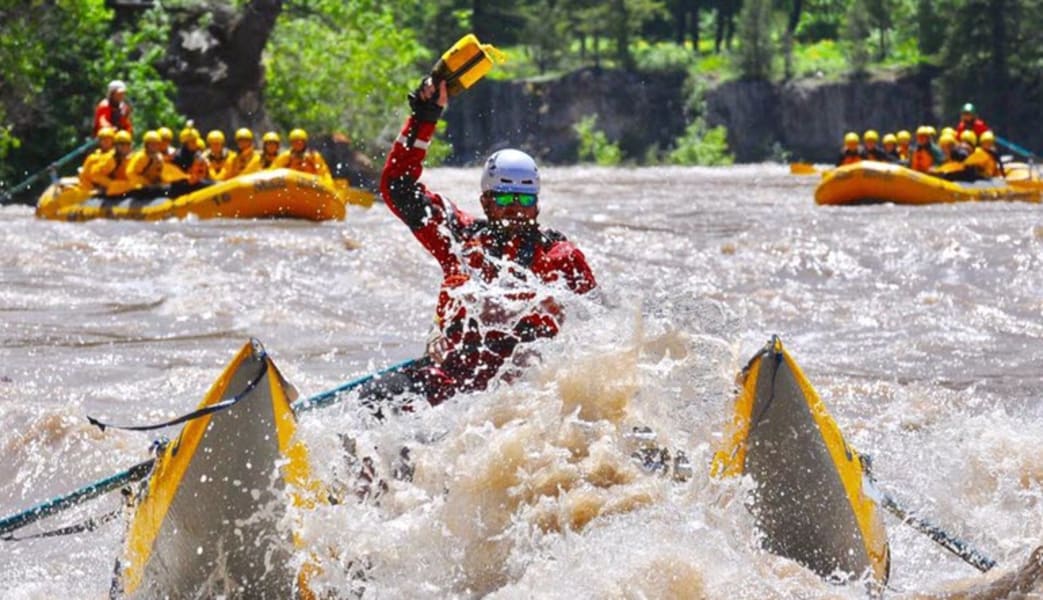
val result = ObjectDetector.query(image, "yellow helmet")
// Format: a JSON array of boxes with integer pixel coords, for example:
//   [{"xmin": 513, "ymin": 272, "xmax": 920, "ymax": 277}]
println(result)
[
  {"xmin": 288, "ymin": 128, "xmax": 308, "ymax": 143},
  {"xmin": 926, "ymin": 126, "xmax": 937, "ymax": 137},
  {"xmin": 97, "ymin": 126, "xmax": 116, "ymax": 139},
  {"xmin": 142, "ymin": 130, "xmax": 161, "ymax": 144},
  {"xmin": 234, "ymin": 128, "xmax": 254, "ymax": 141},
  {"xmin": 157, "ymin": 127, "xmax": 173, "ymax": 142},
  {"xmin": 960, "ymin": 130, "xmax": 977, "ymax": 146},
  {"xmin": 206, "ymin": 130, "xmax": 225, "ymax": 145},
  {"xmin": 882, "ymin": 133, "xmax": 897, "ymax": 145},
  {"xmin": 896, "ymin": 130, "xmax": 911, "ymax": 143},
  {"xmin": 941, "ymin": 127, "xmax": 956, "ymax": 140},
  {"xmin": 979, "ymin": 130, "xmax": 995, "ymax": 147},
  {"xmin": 262, "ymin": 131, "xmax": 281, "ymax": 144},
  {"xmin": 864, "ymin": 129, "xmax": 879, "ymax": 142},
  {"xmin": 843, "ymin": 132, "xmax": 860, "ymax": 145},
  {"xmin": 915, "ymin": 126, "xmax": 930, "ymax": 138},
  {"xmin": 939, "ymin": 134, "xmax": 956, "ymax": 147},
  {"xmin": 179, "ymin": 127, "xmax": 196, "ymax": 144},
  {"xmin": 114, "ymin": 130, "xmax": 132, "ymax": 144}
]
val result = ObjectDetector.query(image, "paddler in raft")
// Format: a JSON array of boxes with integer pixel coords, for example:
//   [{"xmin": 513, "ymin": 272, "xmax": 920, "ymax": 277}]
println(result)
[
  {"xmin": 224, "ymin": 128, "xmax": 262, "ymax": 178},
  {"xmin": 836, "ymin": 132, "xmax": 864, "ymax": 166},
  {"xmin": 273, "ymin": 128, "xmax": 333, "ymax": 186},
  {"xmin": 369, "ymin": 77, "xmax": 597, "ymax": 412},
  {"xmin": 78, "ymin": 126, "xmax": 116, "ymax": 190},
  {"xmin": 881, "ymin": 133, "xmax": 900, "ymax": 163},
  {"xmin": 861, "ymin": 129, "xmax": 892, "ymax": 162}
]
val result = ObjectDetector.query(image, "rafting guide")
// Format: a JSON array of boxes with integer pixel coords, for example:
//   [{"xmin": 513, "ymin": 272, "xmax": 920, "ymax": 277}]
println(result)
[{"xmin": 375, "ymin": 75, "xmax": 597, "ymax": 408}]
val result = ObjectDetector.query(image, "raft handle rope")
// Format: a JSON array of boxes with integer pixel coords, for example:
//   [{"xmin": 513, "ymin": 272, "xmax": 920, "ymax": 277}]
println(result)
[
  {"xmin": 0, "ymin": 353, "xmax": 422, "ymax": 538},
  {"xmin": 86, "ymin": 358, "xmax": 269, "ymax": 432}
]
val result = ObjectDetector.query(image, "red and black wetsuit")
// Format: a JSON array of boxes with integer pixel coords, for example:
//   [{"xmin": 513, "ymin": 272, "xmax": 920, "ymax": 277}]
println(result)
[
  {"xmin": 93, "ymin": 97, "xmax": 132, "ymax": 136},
  {"xmin": 380, "ymin": 115, "xmax": 597, "ymax": 405},
  {"xmin": 955, "ymin": 118, "xmax": 989, "ymax": 139}
]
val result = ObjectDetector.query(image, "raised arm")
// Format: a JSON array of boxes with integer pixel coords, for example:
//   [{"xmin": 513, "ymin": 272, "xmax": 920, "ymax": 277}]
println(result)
[{"xmin": 380, "ymin": 80, "xmax": 474, "ymax": 268}]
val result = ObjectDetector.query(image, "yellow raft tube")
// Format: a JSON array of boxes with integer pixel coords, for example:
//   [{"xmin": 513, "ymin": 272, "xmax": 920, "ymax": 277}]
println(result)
[
  {"xmin": 712, "ymin": 336, "xmax": 890, "ymax": 586},
  {"xmin": 114, "ymin": 340, "xmax": 325, "ymax": 597},
  {"xmin": 37, "ymin": 168, "xmax": 375, "ymax": 222},
  {"xmin": 815, "ymin": 161, "xmax": 1041, "ymax": 206}
]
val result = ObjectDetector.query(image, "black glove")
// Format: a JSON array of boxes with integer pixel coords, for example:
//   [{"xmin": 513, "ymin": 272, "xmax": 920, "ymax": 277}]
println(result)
[{"xmin": 408, "ymin": 77, "xmax": 444, "ymax": 123}]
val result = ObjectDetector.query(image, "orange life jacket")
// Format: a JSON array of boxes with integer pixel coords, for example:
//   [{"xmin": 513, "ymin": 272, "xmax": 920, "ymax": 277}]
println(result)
[{"xmin": 910, "ymin": 147, "xmax": 934, "ymax": 172}]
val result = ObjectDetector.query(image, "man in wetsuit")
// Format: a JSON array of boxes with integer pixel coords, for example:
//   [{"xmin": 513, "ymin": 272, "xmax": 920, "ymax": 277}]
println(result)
[{"xmin": 377, "ymin": 78, "xmax": 597, "ymax": 409}]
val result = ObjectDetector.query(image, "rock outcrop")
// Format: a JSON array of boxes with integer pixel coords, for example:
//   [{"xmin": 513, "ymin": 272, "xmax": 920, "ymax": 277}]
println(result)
[
  {"xmin": 444, "ymin": 67, "xmax": 948, "ymax": 165},
  {"xmin": 705, "ymin": 70, "xmax": 941, "ymax": 162},
  {"xmin": 159, "ymin": 0, "xmax": 282, "ymax": 135},
  {"xmin": 443, "ymin": 68, "xmax": 688, "ymax": 165}
]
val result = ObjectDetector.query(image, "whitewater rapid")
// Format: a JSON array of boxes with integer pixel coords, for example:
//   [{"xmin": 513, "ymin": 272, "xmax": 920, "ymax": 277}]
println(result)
[{"xmin": 0, "ymin": 165, "xmax": 1040, "ymax": 598}]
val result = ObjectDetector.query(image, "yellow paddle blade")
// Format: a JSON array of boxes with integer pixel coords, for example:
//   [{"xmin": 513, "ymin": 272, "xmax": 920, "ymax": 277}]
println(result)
[
  {"xmin": 435, "ymin": 33, "xmax": 507, "ymax": 96},
  {"xmin": 334, "ymin": 178, "xmax": 375, "ymax": 208},
  {"xmin": 161, "ymin": 162, "xmax": 188, "ymax": 183},
  {"xmin": 790, "ymin": 163, "xmax": 818, "ymax": 175}
]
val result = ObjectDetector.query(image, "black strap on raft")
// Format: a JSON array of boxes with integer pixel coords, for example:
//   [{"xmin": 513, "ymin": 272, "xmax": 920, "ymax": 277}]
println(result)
[{"xmin": 87, "ymin": 359, "xmax": 269, "ymax": 432}]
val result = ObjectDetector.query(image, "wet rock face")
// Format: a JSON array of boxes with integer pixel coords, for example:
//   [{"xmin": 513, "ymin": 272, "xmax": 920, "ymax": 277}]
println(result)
[
  {"xmin": 444, "ymin": 67, "xmax": 947, "ymax": 165},
  {"xmin": 159, "ymin": 0, "xmax": 282, "ymax": 135},
  {"xmin": 705, "ymin": 71, "xmax": 939, "ymax": 162}
]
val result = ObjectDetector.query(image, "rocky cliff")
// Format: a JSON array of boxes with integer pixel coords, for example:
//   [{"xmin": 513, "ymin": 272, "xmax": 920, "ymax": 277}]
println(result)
[
  {"xmin": 158, "ymin": 0, "xmax": 282, "ymax": 135},
  {"xmin": 444, "ymin": 68, "xmax": 950, "ymax": 165},
  {"xmin": 443, "ymin": 68, "xmax": 688, "ymax": 165},
  {"xmin": 705, "ymin": 70, "xmax": 941, "ymax": 162}
]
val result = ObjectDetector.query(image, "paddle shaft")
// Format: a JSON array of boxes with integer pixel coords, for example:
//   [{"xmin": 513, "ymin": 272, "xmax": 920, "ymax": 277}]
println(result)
[
  {"xmin": 995, "ymin": 135, "xmax": 1038, "ymax": 160},
  {"xmin": 0, "ymin": 138, "xmax": 98, "ymax": 205},
  {"xmin": 881, "ymin": 491, "xmax": 996, "ymax": 572},
  {"xmin": 0, "ymin": 356, "xmax": 422, "ymax": 536},
  {"xmin": 0, "ymin": 458, "xmax": 153, "ymax": 537},
  {"xmin": 291, "ymin": 357, "xmax": 422, "ymax": 414}
]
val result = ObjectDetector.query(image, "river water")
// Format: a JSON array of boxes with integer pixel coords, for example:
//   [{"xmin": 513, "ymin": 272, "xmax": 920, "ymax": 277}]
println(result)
[{"xmin": 0, "ymin": 165, "xmax": 1040, "ymax": 598}]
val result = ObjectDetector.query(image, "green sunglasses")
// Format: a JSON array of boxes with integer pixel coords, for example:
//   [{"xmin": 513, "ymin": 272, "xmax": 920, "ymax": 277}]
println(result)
[{"xmin": 491, "ymin": 191, "xmax": 538, "ymax": 207}]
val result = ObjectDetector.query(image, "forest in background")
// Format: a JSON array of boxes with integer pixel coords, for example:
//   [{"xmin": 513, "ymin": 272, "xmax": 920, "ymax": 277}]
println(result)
[{"xmin": 0, "ymin": 0, "xmax": 1039, "ymax": 187}]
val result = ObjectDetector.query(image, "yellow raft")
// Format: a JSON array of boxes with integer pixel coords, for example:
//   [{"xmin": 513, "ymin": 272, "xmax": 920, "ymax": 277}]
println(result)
[
  {"xmin": 712, "ymin": 336, "xmax": 890, "ymax": 585},
  {"xmin": 36, "ymin": 168, "xmax": 375, "ymax": 222},
  {"xmin": 815, "ymin": 161, "xmax": 1041, "ymax": 206},
  {"xmin": 113, "ymin": 340, "xmax": 322, "ymax": 597}
]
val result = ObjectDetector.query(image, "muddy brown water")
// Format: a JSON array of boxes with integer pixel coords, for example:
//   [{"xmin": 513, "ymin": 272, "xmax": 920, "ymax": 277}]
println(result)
[{"xmin": 1, "ymin": 165, "xmax": 1040, "ymax": 597}]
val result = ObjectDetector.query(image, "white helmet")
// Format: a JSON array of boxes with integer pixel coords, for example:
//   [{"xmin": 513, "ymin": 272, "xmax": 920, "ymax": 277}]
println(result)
[
  {"xmin": 108, "ymin": 80, "xmax": 127, "ymax": 94},
  {"xmin": 481, "ymin": 149, "xmax": 539, "ymax": 195}
]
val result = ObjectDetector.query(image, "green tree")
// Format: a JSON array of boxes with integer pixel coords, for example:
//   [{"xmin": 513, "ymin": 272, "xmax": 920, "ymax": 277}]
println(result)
[
  {"xmin": 734, "ymin": 0, "xmax": 776, "ymax": 80},
  {"xmin": 914, "ymin": 0, "xmax": 946, "ymax": 55},
  {"xmin": 668, "ymin": 118, "xmax": 734, "ymax": 165},
  {"xmin": 865, "ymin": 0, "xmax": 895, "ymax": 60},
  {"xmin": 574, "ymin": 114, "xmax": 623, "ymax": 165},
  {"xmin": 0, "ymin": 0, "xmax": 179, "ymax": 189},
  {"xmin": 519, "ymin": 0, "xmax": 571, "ymax": 74},
  {"xmin": 844, "ymin": 0, "xmax": 872, "ymax": 75},
  {"xmin": 266, "ymin": 0, "xmax": 429, "ymax": 152},
  {"xmin": 938, "ymin": 0, "xmax": 1041, "ymax": 141},
  {"xmin": 795, "ymin": 0, "xmax": 846, "ymax": 42}
]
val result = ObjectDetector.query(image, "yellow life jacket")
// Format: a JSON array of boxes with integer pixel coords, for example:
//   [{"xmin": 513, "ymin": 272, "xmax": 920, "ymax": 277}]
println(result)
[
  {"xmin": 963, "ymin": 147, "xmax": 1001, "ymax": 178},
  {"xmin": 203, "ymin": 148, "xmax": 237, "ymax": 180},
  {"xmin": 79, "ymin": 148, "xmax": 112, "ymax": 189},
  {"xmin": 227, "ymin": 148, "xmax": 261, "ymax": 178}
]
